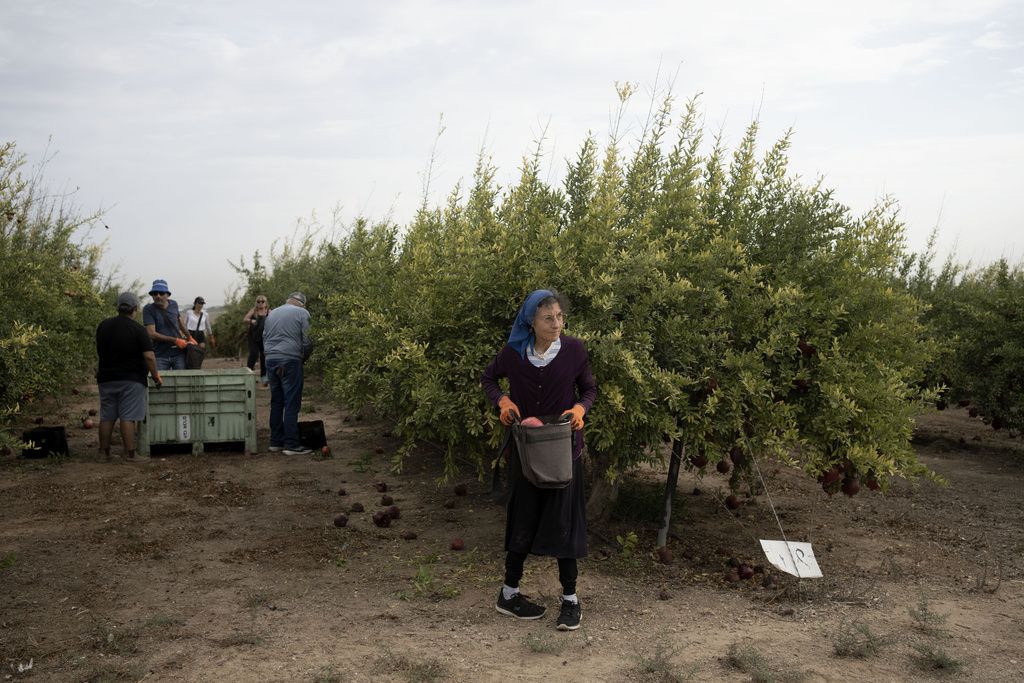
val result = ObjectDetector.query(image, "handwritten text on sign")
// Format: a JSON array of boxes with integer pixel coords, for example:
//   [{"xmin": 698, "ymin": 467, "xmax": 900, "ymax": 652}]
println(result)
[
  {"xmin": 759, "ymin": 540, "xmax": 823, "ymax": 578},
  {"xmin": 178, "ymin": 415, "xmax": 191, "ymax": 442}
]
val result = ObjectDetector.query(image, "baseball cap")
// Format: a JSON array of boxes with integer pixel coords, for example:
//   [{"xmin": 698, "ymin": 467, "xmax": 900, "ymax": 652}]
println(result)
[
  {"xmin": 194, "ymin": 296, "xmax": 206, "ymax": 305},
  {"xmin": 288, "ymin": 291, "xmax": 307, "ymax": 306},
  {"xmin": 149, "ymin": 279, "xmax": 171, "ymax": 295},
  {"xmin": 116, "ymin": 292, "xmax": 139, "ymax": 312}
]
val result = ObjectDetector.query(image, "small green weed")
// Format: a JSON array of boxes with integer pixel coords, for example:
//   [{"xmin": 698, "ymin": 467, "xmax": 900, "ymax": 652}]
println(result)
[
  {"xmin": 0, "ymin": 553, "xmax": 15, "ymax": 571},
  {"xmin": 353, "ymin": 452, "xmax": 374, "ymax": 473},
  {"xmin": 410, "ymin": 554, "xmax": 459, "ymax": 600},
  {"xmin": 632, "ymin": 637, "xmax": 697, "ymax": 682},
  {"xmin": 833, "ymin": 621, "xmax": 885, "ymax": 658},
  {"xmin": 910, "ymin": 642, "xmax": 964, "ymax": 676},
  {"xmin": 373, "ymin": 651, "xmax": 447, "ymax": 683},
  {"xmin": 725, "ymin": 643, "xmax": 808, "ymax": 683},
  {"xmin": 523, "ymin": 631, "xmax": 564, "ymax": 655},
  {"xmin": 908, "ymin": 595, "xmax": 948, "ymax": 637},
  {"xmin": 617, "ymin": 531, "xmax": 639, "ymax": 559},
  {"xmin": 143, "ymin": 614, "xmax": 183, "ymax": 629}
]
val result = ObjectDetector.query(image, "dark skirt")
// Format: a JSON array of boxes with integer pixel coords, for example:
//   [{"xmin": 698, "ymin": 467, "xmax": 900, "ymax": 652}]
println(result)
[{"xmin": 503, "ymin": 432, "xmax": 587, "ymax": 559}]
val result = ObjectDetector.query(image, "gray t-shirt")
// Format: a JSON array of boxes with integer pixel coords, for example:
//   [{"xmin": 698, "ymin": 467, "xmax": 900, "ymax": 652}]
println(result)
[{"xmin": 263, "ymin": 303, "xmax": 312, "ymax": 361}]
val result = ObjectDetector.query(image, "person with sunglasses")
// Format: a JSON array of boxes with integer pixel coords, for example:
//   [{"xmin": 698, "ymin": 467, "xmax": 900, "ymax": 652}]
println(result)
[
  {"xmin": 142, "ymin": 279, "xmax": 192, "ymax": 370},
  {"xmin": 243, "ymin": 294, "xmax": 271, "ymax": 385}
]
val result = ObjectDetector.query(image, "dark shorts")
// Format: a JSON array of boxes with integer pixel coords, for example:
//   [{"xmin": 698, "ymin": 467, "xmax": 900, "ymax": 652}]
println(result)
[{"xmin": 98, "ymin": 381, "xmax": 147, "ymax": 421}]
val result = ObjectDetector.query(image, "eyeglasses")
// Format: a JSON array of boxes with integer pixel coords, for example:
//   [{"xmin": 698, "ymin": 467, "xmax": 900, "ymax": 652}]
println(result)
[
  {"xmin": 150, "ymin": 292, "xmax": 169, "ymax": 297},
  {"xmin": 256, "ymin": 299, "xmax": 267, "ymax": 304}
]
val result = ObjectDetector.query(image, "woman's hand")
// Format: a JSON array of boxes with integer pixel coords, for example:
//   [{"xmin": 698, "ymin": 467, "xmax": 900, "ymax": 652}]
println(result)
[
  {"xmin": 561, "ymin": 404, "xmax": 585, "ymax": 431},
  {"xmin": 498, "ymin": 396, "xmax": 521, "ymax": 426}
]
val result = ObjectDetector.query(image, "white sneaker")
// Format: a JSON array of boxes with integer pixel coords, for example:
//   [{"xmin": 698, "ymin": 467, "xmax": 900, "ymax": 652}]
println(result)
[
  {"xmin": 284, "ymin": 446, "xmax": 312, "ymax": 456},
  {"xmin": 268, "ymin": 445, "xmax": 284, "ymax": 452}
]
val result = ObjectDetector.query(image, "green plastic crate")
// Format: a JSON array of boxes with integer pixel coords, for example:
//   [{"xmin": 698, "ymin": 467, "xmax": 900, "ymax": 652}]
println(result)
[{"xmin": 139, "ymin": 369, "xmax": 257, "ymax": 456}]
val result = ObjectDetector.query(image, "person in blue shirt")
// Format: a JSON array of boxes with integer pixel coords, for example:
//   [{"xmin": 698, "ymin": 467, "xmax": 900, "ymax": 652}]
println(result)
[
  {"xmin": 142, "ymin": 279, "xmax": 190, "ymax": 370},
  {"xmin": 263, "ymin": 291, "xmax": 313, "ymax": 455}
]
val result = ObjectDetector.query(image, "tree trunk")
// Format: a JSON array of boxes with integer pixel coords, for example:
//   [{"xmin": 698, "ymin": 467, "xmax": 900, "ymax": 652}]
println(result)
[
  {"xmin": 657, "ymin": 441, "xmax": 685, "ymax": 548},
  {"xmin": 585, "ymin": 447, "xmax": 619, "ymax": 522}
]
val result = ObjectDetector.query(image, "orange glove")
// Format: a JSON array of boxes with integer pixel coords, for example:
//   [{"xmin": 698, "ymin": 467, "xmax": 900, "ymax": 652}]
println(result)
[
  {"xmin": 173, "ymin": 338, "xmax": 188, "ymax": 350},
  {"xmin": 561, "ymin": 404, "xmax": 585, "ymax": 431},
  {"xmin": 498, "ymin": 396, "xmax": 521, "ymax": 426},
  {"xmin": 187, "ymin": 335, "xmax": 198, "ymax": 346}
]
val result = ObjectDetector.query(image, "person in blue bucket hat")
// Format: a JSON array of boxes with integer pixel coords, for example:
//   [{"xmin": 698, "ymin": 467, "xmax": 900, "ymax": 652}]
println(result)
[
  {"xmin": 142, "ymin": 279, "xmax": 192, "ymax": 370},
  {"xmin": 481, "ymin": 288, "xmax": 597, "ymax": 632}
]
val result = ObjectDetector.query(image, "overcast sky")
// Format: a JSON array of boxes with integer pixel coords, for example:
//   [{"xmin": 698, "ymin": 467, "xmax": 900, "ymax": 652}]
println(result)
[{"xmin": 2, "ymin": 0, "xmax": 1022, "ymax": 305}]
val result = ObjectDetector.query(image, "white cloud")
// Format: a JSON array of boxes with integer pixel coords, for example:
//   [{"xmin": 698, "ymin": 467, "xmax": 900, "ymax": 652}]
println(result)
[{"xmin": 973, "ymin": 30, "xmax": 1017, "ymax": 50}]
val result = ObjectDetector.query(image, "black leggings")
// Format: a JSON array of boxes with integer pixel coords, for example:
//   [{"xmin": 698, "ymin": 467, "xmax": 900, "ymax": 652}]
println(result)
[
  {"xmin": 504, "ymin": 551, "xmax": 577, "ymax": 595},
  {"xmin": 246, "ymin": 338, "xmax": 265, "ymax": 376}
]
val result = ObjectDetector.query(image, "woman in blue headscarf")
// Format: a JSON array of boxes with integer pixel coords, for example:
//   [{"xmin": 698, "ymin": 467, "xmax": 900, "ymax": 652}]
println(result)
[{"xmin": 481, "ymin": 289, "xmax": 597, "ymax": 632}]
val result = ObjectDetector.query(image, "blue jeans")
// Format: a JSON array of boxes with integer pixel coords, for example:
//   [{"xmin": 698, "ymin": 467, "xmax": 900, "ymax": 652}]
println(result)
[
  {"xmin": 266, "ymin": 357, "xmax": 304, "ymax": 448},
  {"xmin": 155, "ymin": 351, "xmax": 186, "ymax": 371}
]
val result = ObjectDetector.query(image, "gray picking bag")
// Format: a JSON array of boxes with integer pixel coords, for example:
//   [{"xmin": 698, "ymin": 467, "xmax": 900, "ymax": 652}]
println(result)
[{"xmin": 511, "ymin": 414, "xmax": 573, "ymax": 489}]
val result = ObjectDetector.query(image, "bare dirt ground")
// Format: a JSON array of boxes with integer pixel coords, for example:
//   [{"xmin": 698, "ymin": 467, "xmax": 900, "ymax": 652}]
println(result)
[{"xmin": 2, "ymin": 357, "xmax": 1022, "ymax": 682}]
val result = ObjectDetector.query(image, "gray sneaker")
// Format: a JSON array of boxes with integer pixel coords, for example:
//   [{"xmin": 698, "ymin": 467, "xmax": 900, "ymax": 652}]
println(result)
[
  {"xmin": 268, "ymin": 445, "xmax": 285, "ymax": 452},
  {"xmin": 496, "ymin": 590, "xmax": 546, "ymax": 620},
  {"xmin": 283, "ymin": 446, "xmax": 312, "ymax": 456}
]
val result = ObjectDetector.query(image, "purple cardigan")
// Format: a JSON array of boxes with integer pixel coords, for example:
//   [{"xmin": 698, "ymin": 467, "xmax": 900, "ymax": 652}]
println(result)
[{"xmin": 481, "ymin": 335, "xmax": 597, "ymax": 459}]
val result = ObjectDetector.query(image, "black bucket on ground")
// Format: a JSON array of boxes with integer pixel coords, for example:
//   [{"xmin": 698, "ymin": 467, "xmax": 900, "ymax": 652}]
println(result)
[{"xmin": 21, "ymin": 426, "xmax": 70, "ymax": 459}]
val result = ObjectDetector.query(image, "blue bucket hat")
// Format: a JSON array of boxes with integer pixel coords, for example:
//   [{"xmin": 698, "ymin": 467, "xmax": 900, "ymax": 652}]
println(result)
[{"xmin": 149, "ymin": 279, "xmax": 171, "ymax": 295}]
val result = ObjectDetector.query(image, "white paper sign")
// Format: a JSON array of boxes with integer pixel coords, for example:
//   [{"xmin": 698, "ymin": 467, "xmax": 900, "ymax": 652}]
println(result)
[
  {"xmin": 760, "ymin": 540, "xmax": 823, "ymax": 578},
  {"xmin": 178, "ymin": 415, "xmax": 191, "ymax": 441}
]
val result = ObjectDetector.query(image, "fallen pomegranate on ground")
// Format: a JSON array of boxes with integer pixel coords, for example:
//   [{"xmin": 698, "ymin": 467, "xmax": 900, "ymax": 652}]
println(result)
[
  {"xmin": 88, "ymin": 408, "xmax": 97, "ymax": 416},
  {"xmin": 716, "ymin": 459, "xmax": 731, "ymax": 474},
  {"xmin": 450, "ymin": 537, "xmax": 465, "ymax": 551},
  {"xmin": 82, "ymin": 418, "xmax": 94, "ymax": 429},
  {"xmin": 725, "ymin": 494, "xmax": 742, "ymax": 510},
  {"xmin": 372, "ymin": 511, "xmax": 391, "ymax": 528},
  {"xmin": 350, "ymin": 502, "xmax": 364, "ymax": 513},
  {"xmin": 374, "ymin": 481, "xmax": 388, "ymax": 493},
  {"xmin": 656, "ymin": 546, "xmax": 673, "ymax": 565},
  {"xmin": 333, "ymin": 514, "xmax": 348, "ymax": 528},
  {"xmin": 841, "ymin": 478, "xmax": 860, "ymax": 497},
  {"xmin": 453, "ymin": 483, "xmax": 468, "ymax": 496},
  {"xmin": 381, "ymin": 494, "xmax": 394, "ymax": 506},
  {"xmin": 385, "ymin": 505, "xmax": 400, "ymax": 520}
]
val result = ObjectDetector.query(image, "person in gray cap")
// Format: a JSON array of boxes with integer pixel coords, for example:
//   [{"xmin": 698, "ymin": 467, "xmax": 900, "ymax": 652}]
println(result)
[
  {"xmin": 262, "ymin": 292, "xmax": 313, "ymax": 455},
  {"xmin": 95, "ymin": 292, "xmax": 162, "ymax": 459}
]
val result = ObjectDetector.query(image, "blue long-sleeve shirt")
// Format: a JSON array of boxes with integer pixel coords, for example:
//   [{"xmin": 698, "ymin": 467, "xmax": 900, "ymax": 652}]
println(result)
[{"xmin": 263, "ymin": 303, "xmax": 311, "ymax": 362}]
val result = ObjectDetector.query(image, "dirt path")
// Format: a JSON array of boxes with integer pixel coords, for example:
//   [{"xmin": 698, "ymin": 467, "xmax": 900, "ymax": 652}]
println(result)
[{"xmin": 2, "ymin": 358, "xmax": 1023, "ymax": 681}]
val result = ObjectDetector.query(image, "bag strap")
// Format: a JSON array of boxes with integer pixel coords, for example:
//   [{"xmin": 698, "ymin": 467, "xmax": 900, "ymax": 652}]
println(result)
[{"xmin": 160, "ymin": 308, "xmax": 183, "ymax": 339}]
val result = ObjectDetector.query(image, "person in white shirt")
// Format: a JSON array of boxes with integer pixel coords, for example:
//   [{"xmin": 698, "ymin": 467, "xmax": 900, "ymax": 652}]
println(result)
[{"xmin": 183, "ymin": 297, "xmax": 215, "ymax": 349}]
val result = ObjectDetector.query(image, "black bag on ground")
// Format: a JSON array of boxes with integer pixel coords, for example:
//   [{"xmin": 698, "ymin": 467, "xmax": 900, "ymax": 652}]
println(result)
[
  {"xmin": 21, "ymin": 426, "xmax": 69, "ymax": 458},
  {"xmin": 185, "ymin": 343, "xmax": 206, "ymax": 369},
  {"xmin": 511, "ymin": 414, "xmax": 573, "ymax": 489},
  {"xmin": 298, "ymin": 420, "xmax": 327, "ymax": 450}
]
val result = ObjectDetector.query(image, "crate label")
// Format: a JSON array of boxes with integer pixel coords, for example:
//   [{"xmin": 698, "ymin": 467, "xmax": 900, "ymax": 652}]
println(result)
[
  {"xmin": 178, "ymin": 415, "xmax": 191, "ymax": 441},
  {"xmin": 759, "ymin": 540, "xmax": 822, "ymax": 578}
]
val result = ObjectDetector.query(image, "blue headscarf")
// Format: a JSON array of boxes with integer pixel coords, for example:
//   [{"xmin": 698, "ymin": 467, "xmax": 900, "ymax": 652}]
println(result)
[{"xmin": 508, "ymin": 289, "xmax": 553, "ymax": 357}]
